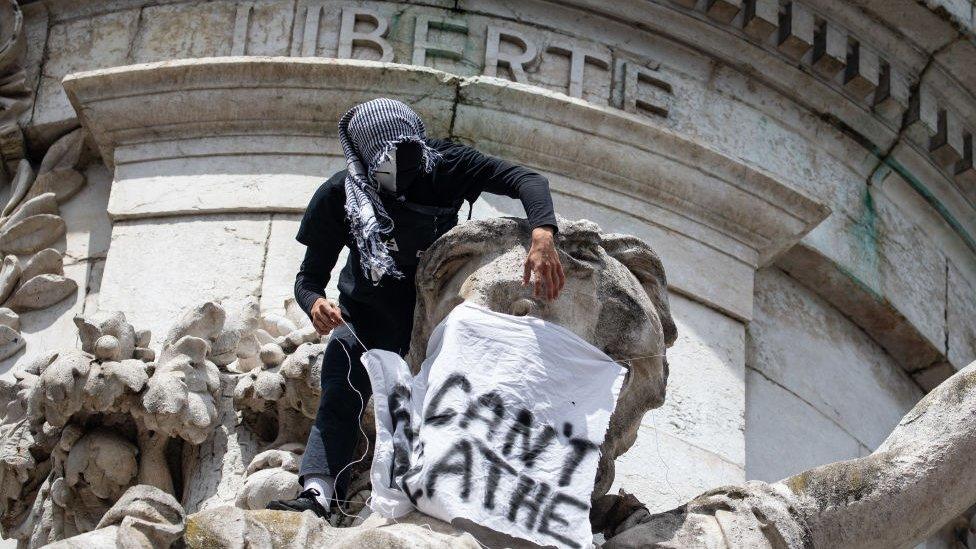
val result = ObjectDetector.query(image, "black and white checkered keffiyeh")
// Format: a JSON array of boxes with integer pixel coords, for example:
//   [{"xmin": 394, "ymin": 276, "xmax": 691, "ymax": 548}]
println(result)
[{"xmin": 338, "ymin": 98, "xmax": 442, "ymax": 283}]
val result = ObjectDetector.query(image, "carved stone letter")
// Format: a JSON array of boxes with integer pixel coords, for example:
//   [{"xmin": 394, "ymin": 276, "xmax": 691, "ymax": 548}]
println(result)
[
  {"xmin": 412, "ymin": 16, "xmax": 468, "ymax": 67},
  {"xmin": 484, "ymin": 26, "xmax": 539, "ymax": 84},
  {"xmin": 338, "ymin": 8, "xmax": 394, "ymax": 63},
  {"xmin": 547, "ymin": 42, "xmax": 611, "ymax": 99},
  {"xmin": 231, "ymin": 3, "xmax": 252, "ymax": 56},
  {"xmin": 620, "ymin": 61, "xmax": 672, "ymax": 118},
  {"xmin": 293, "ymin": 4, "xmax": 321, "ymax": 57}
]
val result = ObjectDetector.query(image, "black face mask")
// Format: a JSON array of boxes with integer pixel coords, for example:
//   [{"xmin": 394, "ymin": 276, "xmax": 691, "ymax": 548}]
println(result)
[
  {"xmin": 375, "ymin": 142, "xmax": 423, "ymax": 198},
  {"xmin": 395, "ymin": 142, "xmax": 423, "ymax": 196}
]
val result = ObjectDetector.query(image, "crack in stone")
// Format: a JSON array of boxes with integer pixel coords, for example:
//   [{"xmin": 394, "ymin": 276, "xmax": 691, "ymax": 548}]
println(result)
[
  {"xmin": 447, "ymin": 76, "xmax": 461, "ymax": 140},
  {"xmin": 253, "ymin": 214, "xmax": 274, "ymax": 302},
  {"xmin": 746, "ymin": 364, "xmax": 873, "ymax": 450},
  {"xmin": 27, "ymin": 3, "xmax": 54, "ymax": 129},
  {"xmin": 124, "ymin": 6, "xmax": 146, "ymax": 66},
  {"xmin": 944, "ymin": 260, "xmax": 950, "ymax": 360},
  {"xmin": 863, "ymin": 33, "xmax": 962, "ymax": 190}
]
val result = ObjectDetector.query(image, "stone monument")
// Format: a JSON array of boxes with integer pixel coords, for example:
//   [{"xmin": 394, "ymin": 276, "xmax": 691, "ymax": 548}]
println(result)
[{"xmin": 0, "ymin": 0, "xmax": 974, "ymax": 546}]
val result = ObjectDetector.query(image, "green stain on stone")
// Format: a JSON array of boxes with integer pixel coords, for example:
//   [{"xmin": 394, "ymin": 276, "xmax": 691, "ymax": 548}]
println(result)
[{"xmin": 847, "ymin": 178, "xmax": 882, "ymax": 293}]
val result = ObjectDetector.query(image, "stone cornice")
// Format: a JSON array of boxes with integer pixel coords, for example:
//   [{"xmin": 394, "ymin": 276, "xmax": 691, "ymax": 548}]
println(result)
[
  {"xmin": 62, "ymin": 57, "xmax": 829, "ymax": 320},
  {"xmin": 552, "ymin": 0, "xmax": 976, "ymax": 249},
  {"xmin": 454, "ymin": 75, "xmax": 828, "ymax": 267}
]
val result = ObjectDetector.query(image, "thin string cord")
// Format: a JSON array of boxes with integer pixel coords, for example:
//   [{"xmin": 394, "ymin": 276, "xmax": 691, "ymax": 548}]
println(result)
[
  {"xmin": 649, "ymin": 412, "xmax": 682, "ymax": 501},
  {"xmin": 341, "ymin": 318, "xmax": 369, "ymax": 351},
  {"xmin": 331, "ymin": 339, "xmax": 370, "ymax": 521},
  {"xmin": 612, "ymin": 352, "xmax": 666, "ymax": 363}
]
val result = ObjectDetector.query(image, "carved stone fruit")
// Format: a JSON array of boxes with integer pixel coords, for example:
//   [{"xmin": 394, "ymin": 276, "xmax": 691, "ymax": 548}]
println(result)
[{"xmin": 94, "ymin": 335, "xmax": 121, "ymax": 362}]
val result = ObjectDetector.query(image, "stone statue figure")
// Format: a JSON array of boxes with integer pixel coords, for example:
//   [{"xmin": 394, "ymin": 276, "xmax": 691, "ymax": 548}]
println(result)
[
  {"xmin": 405, "ymin": 217, "xmax": 677, "ymax": 500},
  {"xmin": 0, "ymin": 217, "xmax": 971, "ymax": 548}
]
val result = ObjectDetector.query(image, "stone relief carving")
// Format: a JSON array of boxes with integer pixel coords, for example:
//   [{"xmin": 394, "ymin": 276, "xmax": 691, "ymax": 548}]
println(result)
[
  {"xmin": 405, "ymin": 218, "xmax": 677, "ymax": 499},
  {"xmin": 229, "ymin": 0, "xmax": 973, "ymax": 188},
  {"xmin": 250, "ymin": 3, "xmax": 675, "ymax": 119},
  {"xmin": 0, "ymin": 0, "xmax": 30, "ymax": 171},
  {"xmin": 0, "ymin": 127, "xmax": 88, "ymax": 360},
  {"xmin": 0, "ymin": 218, "xmax": 971, "ymax": 548},
  {"xmin": 0, "ymin": 299, "xmax": 254, "ymax": 546}
]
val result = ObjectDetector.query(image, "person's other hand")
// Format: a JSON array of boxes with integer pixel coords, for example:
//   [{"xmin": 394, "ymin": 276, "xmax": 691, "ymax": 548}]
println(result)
[
  {"xmin": 310, "ymin": 298, "xmax": 343, "ymax": 335},
  {"xmin": 523, "ymin": 226, "xmax": 565, "ymax": 300}
]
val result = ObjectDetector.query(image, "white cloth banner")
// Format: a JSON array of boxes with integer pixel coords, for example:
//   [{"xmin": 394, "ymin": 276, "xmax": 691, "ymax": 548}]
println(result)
[{"xmin": 363, "ymin": 301, "xmax": 625, "ymax": 548}]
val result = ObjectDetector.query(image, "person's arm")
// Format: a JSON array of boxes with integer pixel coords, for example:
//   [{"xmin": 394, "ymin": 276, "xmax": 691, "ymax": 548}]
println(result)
[
  {"xmin": 294, "ymin": 175, "xmax": 348, "ymax": 334},
  {"xmin": 450, "ymin": 144, "xmax": 564, "ymax": 299},
  {"xmin": 294, "ymin": 244, "xmax": 340, "ymax": 317},
  {"xmin": 453, "ymin": 145, "xmax": 559, "ymax": 233}
]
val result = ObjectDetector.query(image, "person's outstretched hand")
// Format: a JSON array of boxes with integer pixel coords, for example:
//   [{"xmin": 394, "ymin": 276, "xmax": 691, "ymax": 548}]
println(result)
[
  {"xmin": 523, "ymin": 226, "xmax": 565, "ymax": 300},
  {"xmin": 310, "ymin": 297, "xmax": 343, "ymax": 335}
]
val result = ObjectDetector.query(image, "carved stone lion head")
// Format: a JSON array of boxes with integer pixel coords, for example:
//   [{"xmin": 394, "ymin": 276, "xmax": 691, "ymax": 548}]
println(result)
[{"xmin": 407, "ymin": 217, "xmax": 677, "ymax": 497}]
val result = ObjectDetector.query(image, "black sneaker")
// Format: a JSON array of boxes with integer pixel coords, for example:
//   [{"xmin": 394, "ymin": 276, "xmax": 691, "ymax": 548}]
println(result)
[{"xmin": 266, "ymin": 488, "xmax": 329, "ymax": 518}]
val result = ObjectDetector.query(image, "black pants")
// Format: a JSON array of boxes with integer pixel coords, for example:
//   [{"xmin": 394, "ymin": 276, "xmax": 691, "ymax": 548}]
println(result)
[{"xmin": 298, "ymin": 296, "xmax": 413, "ymax": 499}]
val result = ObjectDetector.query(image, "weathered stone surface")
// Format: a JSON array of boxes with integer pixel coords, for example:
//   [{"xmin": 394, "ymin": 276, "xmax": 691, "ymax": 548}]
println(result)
[
  {"xmin": 46, "ymin": 485, "xmax": 185, "ymax": 549},
  {"xmin": 0, "ymin": 0, "xmax": 29, "ymax": 168},
  {"xmin": 654, "ymin": 293, "xmax": 745, "ymax": 466},
  {"xmin": 0, "ymin": 308, "xmax": 18, "ymax": 331},
  {"xmin": 947, "ymin": 261, "xmax": 976, "ymax": 369},
  {"xmin": 745, "ymin": 368, "xmax": 865, "ymax": 481},
  {"xmin": 873, "ymin": 187, "xmax": 949, "ymax": 353},
  {"xmin": 775, "ymin": 241, "xmax": 943, "ymax": 373},
  {"xmin": 611, "ymin": 423, "xmax": 745, "ymax": 514},
  {"xmin": 259, "ymin": 215, "xmax": 306, "ymax": 316},
  {"xmin": 21, "ymin": 248, "xmax": 63, "ymax": 281},
  {"xmin": 604, "ymin": 359, "xmax": 976, "ymax": 549},
  {"xmin": 0, "ymin": 325, "xmax": 23, "ymax": 362},
  {"xmin": 1, "ymin": 192, "xmax": 57, "ymax": 228},
  {"xmin": 130, "ymin": 2, "xmax": 237, "ymax": 64},
  {"xmin": 97, "ymin": 215, "xmax": 271, "ymax": 344},
  {"xmin": 59, "ymin": 163, "xmax": 112, "ymax": 264},
  {"xmin": 32, "ymin": 9, "xmax": 140, "ymax": 135},
  {"xmin": 748, "ymin": 268, "xmax": 922, "ymax": 449},
  {"xmin": 236, "ymin": 447, "xmax": 302, "ymax": 511},
  {"xmin": 609, "ymin": 290, "xmax": 747, "ymax": 511},
  {"xmin": 0, "ymin": 255, "xmax": 20, "ymax": 305},
  {"xmin": 0, "ymin": 214, "xmax": 65, "ymax": 255},
  {"xmin": 0, "ymin": 259, "xmax": 85, "ymax": 377},
  {"xmin": 185, "ymin": 507, "xmax": 481, "ymax": 548},
  {"xmin": 5, "ymin": 273, "xmax": 77, "ymax": 313}
]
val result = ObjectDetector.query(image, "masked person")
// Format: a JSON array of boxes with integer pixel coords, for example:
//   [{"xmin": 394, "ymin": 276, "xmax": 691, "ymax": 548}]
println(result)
[{"xmin": 266, "ymin": 98, "xmax": 564, "ymax": 517}]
